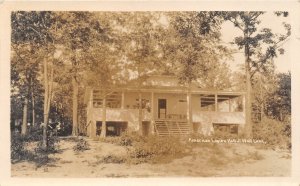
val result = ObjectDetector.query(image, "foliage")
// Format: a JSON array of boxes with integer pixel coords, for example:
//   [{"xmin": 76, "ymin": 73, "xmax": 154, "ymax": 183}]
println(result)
[
  {"xmin": 253, "ymin": 117, "xmax": 291, "ymax": 150},
  {"xmin": 11, "ymin": 133, "xmax": 35, "ymax": 162},
  {"xmin": 98, "ymin": 131, "xmax": 146, "ymax": 146},
  {"xmin": 11, "ymin": 129, "xmax": 60, "ymax": 167},
  {"xmin": 165, "ymin": 12, "xmax": 232, "ymax": 88},
  {"xmin": 73, "ymin": 138, "xmax": 90, "ymax": 152},
  {"xmin": 128, "ymin": 135, "xmax": 186, "ymax": 164},
  {"xmin": 118, "ymin": 131, "xmax": 146, "ymax": 146},
  {"xmin": 265, "ymin": 72, "xmax": 291, "ymax": 121}
]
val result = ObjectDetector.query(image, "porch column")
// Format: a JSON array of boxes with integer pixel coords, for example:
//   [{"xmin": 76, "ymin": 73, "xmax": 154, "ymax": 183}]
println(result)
[
  {"xmin": 121, "ymin": 91, "xmax": 125, "ymax": 109},
  {"xmin": 187, "ymin": 92, "xmax": 192, "ymax": 131},
  {"xmin": 215, "ymin": 93, "xmax": 218, "ymax": 111},
  {"xmin": 151, "ymin": 91, "xmax": 155, "ymax": 134}
]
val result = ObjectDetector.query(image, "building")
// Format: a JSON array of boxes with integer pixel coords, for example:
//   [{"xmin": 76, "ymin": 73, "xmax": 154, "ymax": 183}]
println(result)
[{"xmin": 84, "ymin": 75, "xmax": 245, "ymax": 138}]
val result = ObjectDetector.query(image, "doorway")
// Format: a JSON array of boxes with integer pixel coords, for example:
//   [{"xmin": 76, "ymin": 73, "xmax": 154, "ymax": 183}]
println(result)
[{"xmin": 158, "ymin": 99, "xmax": 167, "ymax": 119}]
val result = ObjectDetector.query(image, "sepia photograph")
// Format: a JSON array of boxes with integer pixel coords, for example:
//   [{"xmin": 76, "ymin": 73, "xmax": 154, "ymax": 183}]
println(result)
[{"xmin": 6, "ymin": 9, "xmax": 294, "ymax": 178}]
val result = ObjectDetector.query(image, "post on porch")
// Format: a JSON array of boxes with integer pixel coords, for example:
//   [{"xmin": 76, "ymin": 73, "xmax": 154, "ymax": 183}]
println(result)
[
  {"xmin": 215, "ymin": 93, "xmax": 218, "ymax": 111},
  {"xmin": 187, "ymin": 91, "xmax": 192, "ymax": 132},
  {"xmin": 151, "ymin": 91, "xmax": 155, "ymax": 134}
]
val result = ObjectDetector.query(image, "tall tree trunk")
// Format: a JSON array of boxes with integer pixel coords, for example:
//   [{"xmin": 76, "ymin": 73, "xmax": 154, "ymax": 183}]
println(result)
[
  {"xmin": 245, "ymin": 69, "xmax": 252, "ymax": 137},
  {"xmin": 244, "ymin": 26, "xmax": 253, "ymax": 138},
  {"xmin": 42, "ymin": 59, "xmax": 48, "ymax": 149},
  {"xmin": 31, "ymin": 91, "xmax": 35, "ymax": 127},
  {"xmin": 72, "ymin": 76, "xmax": 78, "ymax": 136},
  {"xmin": 100, "ymin": 92, "xmax": 107, "ymax": 138},
  {"xmin": 138, "ymin": 91, "xmax": 143, "ymax": 135},
  {"xmin": 21, "ymin": 97, "xmax": 28, "ymax": 135}
]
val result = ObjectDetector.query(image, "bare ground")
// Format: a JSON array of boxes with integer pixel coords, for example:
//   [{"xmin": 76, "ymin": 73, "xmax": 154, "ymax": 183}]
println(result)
[{"xmin": 11, "ymin": 137, "xmax": 291, "ymax": 177}]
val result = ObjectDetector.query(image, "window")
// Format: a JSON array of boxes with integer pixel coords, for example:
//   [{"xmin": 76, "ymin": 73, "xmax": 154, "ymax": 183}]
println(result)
[
  {"xmin": 200, "ymin": 94, "xmax": 215, "ymax": 111},
  {"xmin": 93, "ymin": 90, "xmax": 122, "ymax": 108},
  {"xmin": 217, "ymin": 95, "xmax": 243, "ymax": 112},
  {"xmin": 200, "ymin": 94, "xmax": 244, "ymax": 112}
]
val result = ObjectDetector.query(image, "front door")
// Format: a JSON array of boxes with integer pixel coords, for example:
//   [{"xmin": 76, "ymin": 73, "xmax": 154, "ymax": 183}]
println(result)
[{"xmin": 158, "ymin": 99, "xmax": 167, "ymax": 119}]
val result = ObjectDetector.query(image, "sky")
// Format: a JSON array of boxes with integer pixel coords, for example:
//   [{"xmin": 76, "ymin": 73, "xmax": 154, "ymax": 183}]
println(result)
[{"xmin": 220, "ymin": 12, "xmax": 291, "ymax": 73}]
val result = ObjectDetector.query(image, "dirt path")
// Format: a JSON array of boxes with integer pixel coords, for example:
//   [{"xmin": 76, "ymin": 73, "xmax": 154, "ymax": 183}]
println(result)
[{"xmin": 11, "ymin": 138, "xmax": 291, "ymax": 177}]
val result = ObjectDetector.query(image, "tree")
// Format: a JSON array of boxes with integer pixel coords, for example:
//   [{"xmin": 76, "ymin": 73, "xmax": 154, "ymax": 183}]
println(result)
[
  {"xmin": 117, "ymin": 12, "xmax": 164, "ymax": 134},
  {"xmin": 167, "ymin": 12, "xmax": 230, "ymax": 85},
  {"xmin": 11, "ymin": 11, "xmax": 56, "ymax": 149},
  {"xmin": 11, "ymin": 12, "xmax": 54, "ymax": 140},
  {"xmin": 51, "ymin": 12, "xmax": 104, "ymax": 136},
  {"xmin": 265, "ymin": 72, "xmax": 291, "ymax": 121},
  {"xmin": 164, "ymin": 12, "xmax": 232, "ymax": 128},
  {"xmin": 219, "ymin": 11, "xmax": 291, "ymax": 137}
]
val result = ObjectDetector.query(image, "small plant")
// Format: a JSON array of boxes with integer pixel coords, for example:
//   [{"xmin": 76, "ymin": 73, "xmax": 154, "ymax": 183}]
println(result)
[{"xmin": 73, "ymin": 138, "xmax": 90, "ymax": 152}]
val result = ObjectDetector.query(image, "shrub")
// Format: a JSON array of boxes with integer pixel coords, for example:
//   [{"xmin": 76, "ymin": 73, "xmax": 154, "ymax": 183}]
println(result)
[
  {"xmin": 118, "ymin": 131, "xmax": 146, "ymax": 146},
  {"xmin": 253, "ymin": 117, "xmax": 291, "ymax": 150},
  {"xmin": 11, "ymin": 133, "xmax": 35, "ymax": 162},
  {"xmin": 73, "ymin": 138, "xmax": 90, "ymax": 152},
  {"xmin": 11, "ymin": 131, "xmax": 60, "ymax": 167},
  {"xmin": 128, "ymin": 135, "xmax": 186, "ymax": 164}
]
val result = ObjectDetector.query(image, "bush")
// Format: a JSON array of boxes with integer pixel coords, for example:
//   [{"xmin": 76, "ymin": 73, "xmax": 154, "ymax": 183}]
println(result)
[
  {"xmin": 73, "ymin": 138, "xmax": 90, "ymax": 152},
  {"xmin": 128, "ymin": 135, "xmax": 186, "ymax": 164},
  {"xmin": 11, "ymin": 133, "xmax": 35, "ymax": 162},
  {"xmin": 253, "ymin": 117, "xmax": 291, "ymax": 150},
  {"xmin": 118, "ymin": 131, "xmax": 146, "ymax": 146}
]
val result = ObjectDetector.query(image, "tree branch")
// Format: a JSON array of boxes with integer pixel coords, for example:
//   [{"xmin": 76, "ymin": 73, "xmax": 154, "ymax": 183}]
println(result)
[{"xmin": 250, "ymin": 34, "xmax": 290, "ymax": 78}]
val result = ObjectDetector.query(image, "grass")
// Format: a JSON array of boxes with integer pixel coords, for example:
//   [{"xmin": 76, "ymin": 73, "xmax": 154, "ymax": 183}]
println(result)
[{"xmin": 247, "ymin": 151, "xmax": 265, "ymax": 160}]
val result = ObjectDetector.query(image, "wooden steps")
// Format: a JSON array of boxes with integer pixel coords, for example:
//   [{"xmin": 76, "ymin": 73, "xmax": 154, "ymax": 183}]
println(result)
[{"xmin": 154, "ymin": 120, "xmax": 191, "ymax": 136}]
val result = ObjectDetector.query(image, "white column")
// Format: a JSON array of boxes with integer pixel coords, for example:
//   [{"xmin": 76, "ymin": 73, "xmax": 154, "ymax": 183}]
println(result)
[
  {"xmin": 151, "ymin": 91, "xmax": 155, "ymax": 134},
  {"xmin": 215, "ymin": 94, "xmax": 218, "ymax": 112},
  {"xmin": 187, "ymin": 92, "xmax": 192, "ymax": 128}
]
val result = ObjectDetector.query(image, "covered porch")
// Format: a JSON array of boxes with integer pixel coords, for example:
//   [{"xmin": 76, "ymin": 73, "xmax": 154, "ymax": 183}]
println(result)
[{"xmin": 86, "ymin": 87, "xmax": 245, "ymax": 137}]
